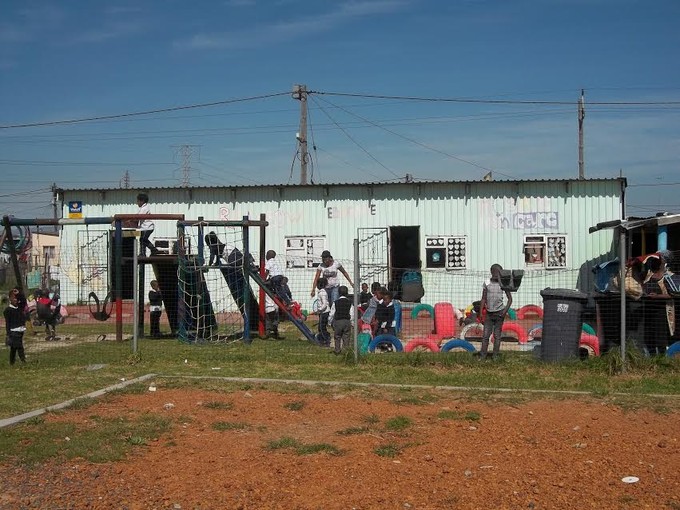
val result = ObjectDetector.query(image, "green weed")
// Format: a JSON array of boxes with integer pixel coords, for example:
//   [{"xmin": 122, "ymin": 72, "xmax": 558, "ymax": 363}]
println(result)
[
  {"xmin": 385, "ymin": 415, "xmax": 412, "ymax": 431},
  {"xmin": 212, "ymin": 421, "xmax": 249, "ymax": 431}
]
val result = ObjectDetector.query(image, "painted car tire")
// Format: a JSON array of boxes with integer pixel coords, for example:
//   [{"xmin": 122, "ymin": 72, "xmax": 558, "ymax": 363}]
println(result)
[
  {"xmin": 434, "ymin": 302, "xmax": 456, "ymax": 338},
  {"xmin": 358, "ymin": 332, "xmax": 372, "ymax": 354},
  {"xmin": 581, "ymin": 323, "xmax": 596, "ymax": 336},
  {"xmin": 527, "ymin": 323, "xmax": 543, "ymax": 342},
  {"xmin": 368, "ymin": 334, "xmax": 404, "ymax": 353},
  {"xmin": 579, "ymin": 333, "xmax": 600, "ymax": 357},
  {"xmin": 499, "ymin": 321, "xmax": 528, "ymax": 344},
  {"xmin": 404, "ymin": 338, "xmax": 441, "ymax": 353},
  {"xmin": 666, "ymin": 341, "xmax": 680, "ymax": 358},
  {"xmin": 410, "ymin": 303, "xmax": 434, "ymax": 319},
  {"xmin": 459, "ymin": 322, "xmax": 484, "ymax": 340},
  {"xmin": 441, "ymin": 339, "xmax": 477, "ymax": 353},
  {"xmin": 516, "ymin": 304, "xmax": 544, "ymax": 320}
]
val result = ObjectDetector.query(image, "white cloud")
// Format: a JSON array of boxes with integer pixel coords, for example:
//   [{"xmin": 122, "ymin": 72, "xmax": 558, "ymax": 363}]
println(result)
[
  {"xmin": 176, "ymin": 0, "xmax": 411, "ymax": 50},
  {"xmin": 68, "ymin": 19, "xmax": 146, "ymax": 44}
]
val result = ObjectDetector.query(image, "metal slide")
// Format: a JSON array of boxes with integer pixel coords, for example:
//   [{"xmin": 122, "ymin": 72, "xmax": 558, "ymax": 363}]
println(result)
[{"xmin": 247, "ymin": 269, "xmax": 318, "ymax": 344}]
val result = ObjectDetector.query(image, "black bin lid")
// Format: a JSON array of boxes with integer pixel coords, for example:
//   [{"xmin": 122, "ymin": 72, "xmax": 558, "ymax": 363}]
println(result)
[{"xmin": 540, "ymin": 288, "xmax": 588, "ymax": 301}]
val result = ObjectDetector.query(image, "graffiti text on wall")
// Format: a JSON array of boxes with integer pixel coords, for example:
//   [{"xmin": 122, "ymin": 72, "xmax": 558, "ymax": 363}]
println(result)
[{"xmin": 483, "ymin": 198, "xmax": 559, "ymax": 230}]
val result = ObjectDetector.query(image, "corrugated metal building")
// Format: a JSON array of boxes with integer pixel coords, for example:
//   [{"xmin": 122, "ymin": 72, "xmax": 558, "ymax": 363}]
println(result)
[{"xmin": 57, "ymin": 178, "xmax": 624, "ymax": 308}]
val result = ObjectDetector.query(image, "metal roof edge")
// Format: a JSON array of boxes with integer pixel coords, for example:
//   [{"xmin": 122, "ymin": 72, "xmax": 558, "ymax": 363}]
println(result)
[{"xmin": 58, "ymin": 177, "xmax": 626, "ymax": 193}]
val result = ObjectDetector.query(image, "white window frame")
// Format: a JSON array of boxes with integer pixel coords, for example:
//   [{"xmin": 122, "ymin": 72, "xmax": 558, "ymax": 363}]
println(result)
[
  {"xmin": 523, "ymin": 234, "xmax": 567, "ymax": 269},
  {"xmin": 285, "ymin": 235, "xmax": 326, "ymax": 269}
]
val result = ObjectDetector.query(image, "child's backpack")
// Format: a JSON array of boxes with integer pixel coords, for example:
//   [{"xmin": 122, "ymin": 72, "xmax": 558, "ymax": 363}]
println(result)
[{"xmin": 401, "ymin": 271, "xmax": 424, "ymax": 302}]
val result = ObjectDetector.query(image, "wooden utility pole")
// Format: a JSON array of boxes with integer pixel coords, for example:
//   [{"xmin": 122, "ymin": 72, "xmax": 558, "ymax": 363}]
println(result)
[
  {"xmin": 51, "ymin": 183, "xmax": 60, "ymax": 233},
  {"xmin": 292, "ymin": 84, "xmax": 308, "ymax": 185},
  {"xmin": 578, "ymin": 89, "xmax": 585, "ymax": 180}
]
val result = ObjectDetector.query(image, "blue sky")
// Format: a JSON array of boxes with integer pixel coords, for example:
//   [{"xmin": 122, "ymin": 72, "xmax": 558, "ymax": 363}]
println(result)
[{"xmin": 1, "ymin": 0, "xmax": 678, "ymax": 218}]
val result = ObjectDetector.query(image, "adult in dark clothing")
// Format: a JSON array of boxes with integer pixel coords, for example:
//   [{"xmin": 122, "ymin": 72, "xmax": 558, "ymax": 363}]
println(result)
[
  {"xmin": 149, "ymin": 280, "xmax": 163, "ymax": 338},
  {"xmin": 642, "ymin": 256, "xmax": 673, "ymax": 355},
  {"xmin": 329, "ymin": 285, "xmax": 354, "ymax": 354},
  {"xmin": 4, "ymin": 289, "xmax": 28, "ymax": 365}
]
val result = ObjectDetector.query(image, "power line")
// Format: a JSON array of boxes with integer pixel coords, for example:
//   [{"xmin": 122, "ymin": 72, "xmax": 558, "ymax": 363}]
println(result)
[
  {"xmin": 310, "ymin": 96, "xmax": 402, "ymax": 180},
  {"xmin": 0, "ymin": 158, "xmax": 175, "ymax": 167},
  {"xmin": 314, "ymin": 95, "xmax": 514, "ymax": 179},
  {"xmin": 0, "ymin": 91, "xmax": 291, "ymax": 130},
  {"xmin": 310, "ymin": 90, "xmax": 680, "ymax": 106}
]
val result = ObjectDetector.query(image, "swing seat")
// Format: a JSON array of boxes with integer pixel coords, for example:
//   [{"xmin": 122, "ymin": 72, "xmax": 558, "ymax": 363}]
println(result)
[{"xmin": 88, "ymin": 292, "xmax": 113, "ymax": 322}]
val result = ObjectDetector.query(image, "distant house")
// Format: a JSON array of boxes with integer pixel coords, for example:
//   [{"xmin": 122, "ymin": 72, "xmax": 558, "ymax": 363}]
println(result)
[{"xmin": 55, "ymin": 178, "xmax": 625, "ymax": 308}]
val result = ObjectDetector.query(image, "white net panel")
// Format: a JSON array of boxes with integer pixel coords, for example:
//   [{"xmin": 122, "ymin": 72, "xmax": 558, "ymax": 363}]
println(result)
[{"xmin": 177, "ymin": 224, "xmax": 258, "ymax": 343}]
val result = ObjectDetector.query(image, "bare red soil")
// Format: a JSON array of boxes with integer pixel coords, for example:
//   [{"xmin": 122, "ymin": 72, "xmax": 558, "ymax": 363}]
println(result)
[{"xmin": 1, "ymin": 386, "xmax": 678, "ymax": 510}]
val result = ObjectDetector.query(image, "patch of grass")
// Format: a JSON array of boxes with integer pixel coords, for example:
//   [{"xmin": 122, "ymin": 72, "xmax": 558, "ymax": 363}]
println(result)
[
  {"xmin": 374, "ymin": 442, "xmax": 402, "ymax": 458},
  {"xmin": 437, "ymin": 409, "xmax": 480, "ymax": 421},
  {"xmin": 295, "ymin": 443, "xmax": 342, "ymax": 455},
  {"xmin": 211, "ymin": 421, "xmax": 250, "ymax": 431},
  {"xmin": 25, "ymin": 416, "xmax": 45, "ymax": 426},
  {"xmin": 362, "ymin": 414, "xmax": 380, "ymax": 425},
  {"xmin": 266, "ymin": 436, "xmax": 300, "ymax": 450},
  {"xmin": 1, "ymin": 333, "xmax": 679, "ymax": 423},
  {"xmin": 202, "ymin": 401, "xmax": 234, "ymax": 410},
  {"xmin": 176, "ymin": 414, "xmax": 194, "ymax": 424},
  {"xmin": 393, "ymin": 392, "xmax": 439, "ymax": 406},
  {"xmin": 385, "ymin": 415, "xmax": 412, "ymax": 431},
  {"xmin": 283, "ymin": 401, "xmax": 305, "ymax": 411},
  {"xmin": 336, "ymin": 426, "xmax": 370, "ymax": 436},
  {"xmin": 265, "ymin": 436, "xmax": 341, "ymax": 455},
  {"xmin": 0, "ymin": 412, "xmax": 172, "ymax": 465}
]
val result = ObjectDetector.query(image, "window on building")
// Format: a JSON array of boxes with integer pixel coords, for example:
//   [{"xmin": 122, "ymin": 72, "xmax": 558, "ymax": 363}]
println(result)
[
  {"xmin": 285, "ymin": 236, "xmax": 326, "ymax": 269},
  {"xmin": 425, "ymin": 236, "xmax": 467, "ymax": 269},
  {"xmin": 523, "ymin": 235, "xmax": 567, "ymax": 269}
]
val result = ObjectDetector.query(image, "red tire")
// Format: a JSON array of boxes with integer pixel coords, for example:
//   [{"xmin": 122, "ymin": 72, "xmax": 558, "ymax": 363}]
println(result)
[
  {"xmin": 579, "ymin": 333, "xmax": 600, "ymax": 356},
  {"xmin": 404, "ymin": 338, "xmax": 441, "ymax": 353},
  {"xmin": 517, "ymin": 304, "xmax": 544, "ymax": 320},
  {"xmin": 498, "ymin": 321, "xmax": 528, "ymax": 344},
  {"xmin": 434, "ymin": 302, "xmax": 456, "ymax": 339}
]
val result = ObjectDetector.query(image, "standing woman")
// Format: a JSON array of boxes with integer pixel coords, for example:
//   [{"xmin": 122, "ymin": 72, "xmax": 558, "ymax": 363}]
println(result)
[{"xmin": 311, "ymin": 250, "xmax": 354, "ymax": 304}]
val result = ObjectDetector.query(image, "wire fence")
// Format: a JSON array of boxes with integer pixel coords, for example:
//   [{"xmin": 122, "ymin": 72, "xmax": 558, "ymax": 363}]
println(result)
[{"xmin": 2, "ymin": 234, "xmax": 679, "ymax": 367}]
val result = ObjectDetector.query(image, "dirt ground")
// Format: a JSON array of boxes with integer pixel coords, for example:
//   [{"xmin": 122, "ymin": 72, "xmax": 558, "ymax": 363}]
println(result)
[{"xmin": 1, "ymin": 386, "xmax": 679, "ymax": 510}]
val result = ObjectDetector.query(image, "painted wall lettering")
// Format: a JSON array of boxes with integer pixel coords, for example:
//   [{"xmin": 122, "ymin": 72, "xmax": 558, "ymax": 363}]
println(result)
[
  {"xmin": 327, "ymin": 204, "xmax": 377, "ymax": 219},
  {"xmin": 482, "ymin": 198, "xmax": 560, "ymax": 230}
]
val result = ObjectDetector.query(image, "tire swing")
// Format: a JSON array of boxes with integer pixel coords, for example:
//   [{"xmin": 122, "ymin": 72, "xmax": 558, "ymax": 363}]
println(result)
[
  {"xmin": 88, "ymin": 291, "xmax": 113, "ymax": 321},
  {"xmin": 516, "ymin": 304, "xmax": 544, "ymax": 320},
  {"xmin": 368, "ymin": 334, "xmax": 404, "ymax": 353},
  {"xmin": 441, "ymin": 339, "xmax": 477, "ymax": 353},
  {"xmin": 665, "ymin": 341, "xmax": 680, "ymax": 358},
  {"xmin": 459, "ymin": 322, "xmax": 484, "ymax": 341},
  {"xmin": 434, "ymin": 302, "xmax": 456, "ymax": 338},
  {"xmin": 497, "ymin": 322, "xmax": 528, "ymax": 344},
  {"xmin": 410, "ymin": 303, "xmax": 434, "ymax": 319},
  {"xmin": 404, "ymin": 337, "xmax": 441, "ymax": 353}
]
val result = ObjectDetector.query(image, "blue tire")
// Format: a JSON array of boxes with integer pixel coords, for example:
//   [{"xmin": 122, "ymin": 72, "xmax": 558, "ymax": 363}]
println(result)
[
  {"xmin": 368, "ymin": 334, "xmax": 404, "ymax": 353},
  {"xmin": 667, "ymin": 341, "xmax": 680, "ymax": 358},
  {"xmin": 441, "ymin": 339, "xmax": 477, "ymax": 353}
]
